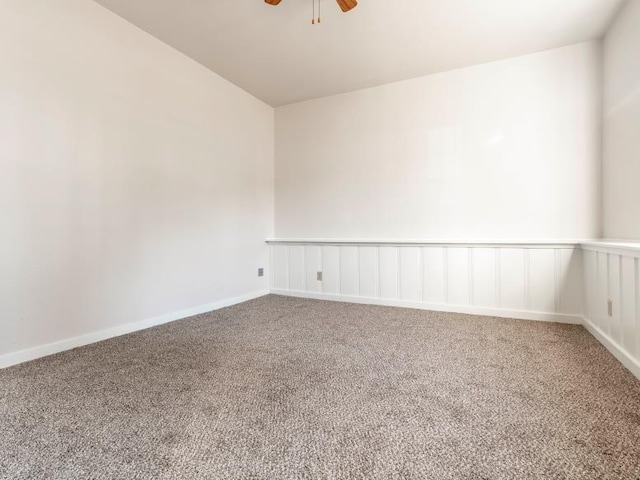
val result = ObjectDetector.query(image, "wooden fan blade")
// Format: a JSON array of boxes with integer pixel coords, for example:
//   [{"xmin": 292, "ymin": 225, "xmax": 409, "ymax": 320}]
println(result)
[
  {"xmin": 336, "ymin": 0, "xmax": 357, "ymax": 12},
  {"xmin": 264, "ymin": 0, "xmax": 282, "ymax": 5}
]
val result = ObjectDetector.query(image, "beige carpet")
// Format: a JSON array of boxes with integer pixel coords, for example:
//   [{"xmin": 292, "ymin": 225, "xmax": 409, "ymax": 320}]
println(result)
[{"xmin": 1, "ymin": 295, "xmax": 639, "ymax": 479}]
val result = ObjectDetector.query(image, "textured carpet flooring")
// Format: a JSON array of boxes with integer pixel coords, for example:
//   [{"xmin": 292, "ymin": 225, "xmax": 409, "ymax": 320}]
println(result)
[{"xmin": 1, "ymin": 295, "xmax": 640, "ymax": 479}]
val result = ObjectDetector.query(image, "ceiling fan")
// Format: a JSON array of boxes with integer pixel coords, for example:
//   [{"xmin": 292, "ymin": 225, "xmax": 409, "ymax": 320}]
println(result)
[{"xmin": 265, "ymin": 0, "xmax": 358, "ymax": 14}]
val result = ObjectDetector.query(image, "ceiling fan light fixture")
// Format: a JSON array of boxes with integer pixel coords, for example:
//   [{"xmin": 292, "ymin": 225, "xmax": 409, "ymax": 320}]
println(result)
[
  {"xmin": 264, "ymin": 0, "xmax": 358, "ymax": 14},
  {"xmin": 336, "ymin": 0, "xmax": 357, "ymax": 12}
]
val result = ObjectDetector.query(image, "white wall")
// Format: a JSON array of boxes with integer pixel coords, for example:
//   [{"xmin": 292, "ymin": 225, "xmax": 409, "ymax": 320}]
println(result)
[
  {"xmin": 0, "ymin": 0, "xmax": 274, "ymax": 363},
  {"xmin": 602, "ymin": 0, "xmax": 640, "ymax": 240},
  {"xmin": 275, "ymin": 42, "xmax": 601, "ymax": 240}
]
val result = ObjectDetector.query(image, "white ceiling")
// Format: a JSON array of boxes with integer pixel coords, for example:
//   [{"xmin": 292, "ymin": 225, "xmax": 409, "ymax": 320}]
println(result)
[{"xmin": 93, "ymin": 0, "xmax": 625, "ymax": 107}]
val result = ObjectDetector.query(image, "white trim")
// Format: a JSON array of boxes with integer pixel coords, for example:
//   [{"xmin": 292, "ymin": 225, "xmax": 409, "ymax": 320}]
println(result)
[
  {"xmin": 271, "ymin": 289, "xmax": 582, "ymax": 325},
  {"xmin": 582, "ymin": 316, "xmax": 640, "ymax": 380},
  {"xmin": 267, "ymin": 238, "xmax": 584, "ymax": 248},
  {"xmin": 580, "ymin": 241, "xmax": 640, "ymax": 258},
  {"xmin": 0, "ymin": 290, "xmax": 269, "ymax": 370}
]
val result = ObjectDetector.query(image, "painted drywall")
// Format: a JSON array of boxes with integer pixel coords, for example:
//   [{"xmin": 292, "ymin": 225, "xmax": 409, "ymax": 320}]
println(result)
[
  {"xmin": 275, "ymin": 42, "xmax": 601, "ymax": 240},
  {"xmin": 602, "ymin": 0, "xmax": 640, "ymax": 240},
  {"xmin": 93, "ymin": 0, "xmax": 623, "ymax": 106},
  {"xmin": 0, "ymin": 0, "xmax": 274, "ymax": 360}
]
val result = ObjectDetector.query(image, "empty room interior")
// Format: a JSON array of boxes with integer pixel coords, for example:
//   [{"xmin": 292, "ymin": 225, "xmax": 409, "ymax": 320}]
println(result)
[{"xmin": 2, "ymin": 0, "xmax": 640, "ymax": 478}]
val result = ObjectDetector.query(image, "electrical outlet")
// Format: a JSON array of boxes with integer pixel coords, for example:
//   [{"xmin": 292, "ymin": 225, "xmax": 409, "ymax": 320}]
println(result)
[
  {"xmin": 317, "ymin": 271, "xmax": 323, "ymax": 281},
  {"xmin": 607, "ymin": 299, "xmax": 613, "ymax": 317},
  {"xmin": 258, "ymin": 268, "xmax": 264, "ymax": 277}
]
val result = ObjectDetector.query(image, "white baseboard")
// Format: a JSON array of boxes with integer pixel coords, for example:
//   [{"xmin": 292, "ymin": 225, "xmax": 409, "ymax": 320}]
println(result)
[
  {"xmin": 582, "ymin": 316, "xmax": 640, "ymax": 380},
  {"xmin": 0, "ymin": 290, "xmax": 269, "ymax": 370},
  {"xmin": 271, "ymin": 289, "xmax": 582, "ymax": 325}
]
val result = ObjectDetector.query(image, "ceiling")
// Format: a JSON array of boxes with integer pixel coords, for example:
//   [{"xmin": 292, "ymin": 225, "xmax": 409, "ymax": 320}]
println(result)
[{"xmin": 93, "ymin": 0, "xmax": 625, "ymax": 107}]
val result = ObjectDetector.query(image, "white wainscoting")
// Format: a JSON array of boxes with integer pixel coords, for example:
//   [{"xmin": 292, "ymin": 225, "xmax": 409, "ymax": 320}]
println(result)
[
  {"xmin": 268, "ymin": 240, "xmax": 583, "ymax": 324},
  {"xmin": 582, "ymin": 241, "xmax": 640, "ymax": 379}
]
